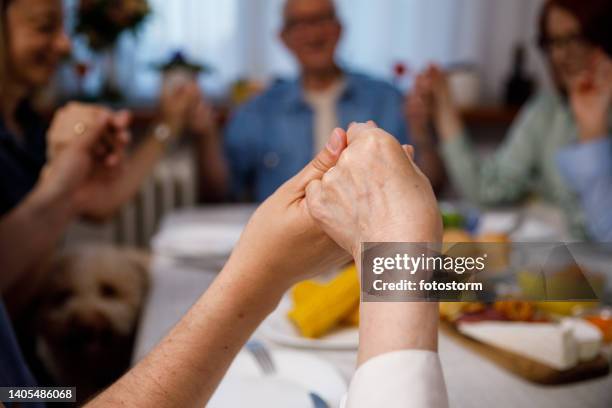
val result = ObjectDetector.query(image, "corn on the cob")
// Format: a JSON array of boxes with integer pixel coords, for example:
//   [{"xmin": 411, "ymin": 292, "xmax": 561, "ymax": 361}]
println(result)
[
  {"xmin": 342, "ymin": 306, "xmax": 360, "ymax": 326},
  {"xmin": 292, "ymin": 280, "xmax": 324, "ymax": 304},
  {"xmin": 288, "ymin": 265, "xmax": 360, "ymax": 338},
  {"xmin": 293, "ymin": 280, "xmax": 360, "ymax": 327}
]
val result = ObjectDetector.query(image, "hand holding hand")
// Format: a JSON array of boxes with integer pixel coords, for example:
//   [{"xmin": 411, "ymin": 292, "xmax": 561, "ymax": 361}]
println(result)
[
  {"xmin": 426, "ymin": 66, "xmax": 453, "ymax": 110},
  {"xmin": 306, "ymin": 122, "xmax": 442, "ymax": 260},
  {"xmin": 569, "ymin": 51, "xmax": 612, "ymax": 142},
  {"xmin": 426, "ymin": 65, "xmax": 464, "ymax": 140},
  {"xmin": 405, "ymin": 72, "xmax": 435, "ymax": 144},
  {"xmin": 159, "ymin": 80, "xmax": 200, "ymax": 137},
  {"xmin": 223, "ymin": 129, "xmax": 352, "ymax": 298},
  {"xmin": 188, "ymin": 94, "xmax": 217, "ymax": 136},
  {"xmin": 306, "ymin": 123, "xmax": 443, "ymax": 366},
  {"xmin": 43, "ymin": 103, "xmax": 133, "ymax": 218},
  {"xmin": 42, "ymin": 105, "xmax": 121, "ymax": 204},
  {"xmin": 47, "ymin": 102, "xmax": 130, "ymax": 168},
  {"xmin": 410, "ymin": 65, "xmax": 463, "ymax": 141}
]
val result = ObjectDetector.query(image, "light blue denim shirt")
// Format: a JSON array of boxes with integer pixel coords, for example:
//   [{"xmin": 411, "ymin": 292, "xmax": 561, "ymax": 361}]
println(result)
[
  {"xmin": 225, "ymin": 71, "xmax": 408, "ymax": 201},
  {"xmin": 557, "ymin": 137, "xmax": 612, "ymax": 242}
]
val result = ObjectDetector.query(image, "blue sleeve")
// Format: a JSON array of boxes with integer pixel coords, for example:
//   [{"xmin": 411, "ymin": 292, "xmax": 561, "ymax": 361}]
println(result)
[
  {"xmin": 224, "ymin": 105, "xmax": 262, "ymax": 199},
  {"xmin": 378, "ymin": 87, "xmax": 409, "ymax": 145},
  {"xmin": 556, "ymin": 137, "xmax": 612, "ymax": 242}
]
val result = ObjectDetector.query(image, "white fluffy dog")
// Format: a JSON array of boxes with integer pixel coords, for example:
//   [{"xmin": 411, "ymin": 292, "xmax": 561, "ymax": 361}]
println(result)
[{"xmin": 35, "ymin": 245, "xmax": 150, "ymax": 402}]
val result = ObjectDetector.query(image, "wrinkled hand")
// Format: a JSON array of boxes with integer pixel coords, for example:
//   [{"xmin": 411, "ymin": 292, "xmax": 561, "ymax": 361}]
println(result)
[
  {"xmin": 224, "ymin": 129, "xmax": 352, "ymax": 294},
  {"xmin": 569, "ymin": 51, "xmax": 612, "ymax": 142},
  {"xmin": 306, "ymin": 123, "xmax": 442, "ymax": 259}
]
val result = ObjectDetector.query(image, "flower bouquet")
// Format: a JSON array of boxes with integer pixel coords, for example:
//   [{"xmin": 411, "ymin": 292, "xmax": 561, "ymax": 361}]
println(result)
[
  {"xmin": 76, "ymin": 0, "xmax": 151, "ymax": 51},
  {"xmin": 74, "ymin": 0, "xmax": 151, "ymax": 101}
]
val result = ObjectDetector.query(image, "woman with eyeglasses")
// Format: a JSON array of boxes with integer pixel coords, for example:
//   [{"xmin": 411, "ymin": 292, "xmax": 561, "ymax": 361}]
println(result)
[{"xmin": 408, "ymin": 0, "xmax": 611, "ymax": 241}]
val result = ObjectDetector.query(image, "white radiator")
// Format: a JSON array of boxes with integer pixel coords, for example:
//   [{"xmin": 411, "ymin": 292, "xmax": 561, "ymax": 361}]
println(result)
[{"xmin": 65, "ymin": 149, "xmax": 197, "ymax": 248}]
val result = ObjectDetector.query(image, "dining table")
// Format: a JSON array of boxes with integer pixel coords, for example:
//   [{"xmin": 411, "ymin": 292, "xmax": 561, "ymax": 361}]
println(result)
[{"xmin": 132, "ymin": 204, "xmax": 612, "ymax": 408}]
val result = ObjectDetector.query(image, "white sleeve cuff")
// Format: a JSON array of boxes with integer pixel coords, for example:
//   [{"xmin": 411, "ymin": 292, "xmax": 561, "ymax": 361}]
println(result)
[{"xmin": 341, "ymin": 350, "xmax": 448, "ymax": 408}]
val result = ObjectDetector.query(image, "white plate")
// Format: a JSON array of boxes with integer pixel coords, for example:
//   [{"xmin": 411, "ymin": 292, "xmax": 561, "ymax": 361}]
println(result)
[
  {"xmin": 151, "ymin": 224, "xmax": 244, "ymax": 258},
  {"xmin": 208, "ymin": 350, "xmax": 347, "ymax": 408},
  {"xmin": 261, "ymin": 296, "xmax": 359, "ymax": 350},
  {"xmin": 209, "ymin": 376, "xmax": 313, "ymax": 408},
  {"xmin": 210, "ymin": 348, "xmax": 347, "ymax": 407}
]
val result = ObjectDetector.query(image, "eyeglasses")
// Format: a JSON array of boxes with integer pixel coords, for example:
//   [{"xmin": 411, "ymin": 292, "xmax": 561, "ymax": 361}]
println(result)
[
  {"xmin": 539, "ymin": 33, "xmax": 592, "ymax": 54},
  {"xmin": 284, "ymin": 12, "xmax": 338, "ymax": 32}
]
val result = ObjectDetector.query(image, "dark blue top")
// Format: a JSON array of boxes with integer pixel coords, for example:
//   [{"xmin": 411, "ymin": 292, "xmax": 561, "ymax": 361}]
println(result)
[
  {"xmin": 225, "ymin": 71, "xmax": 409, "ymax": 201},
  {"xmin": 0, "ymin": 301, "xmax": 45, "ymax": 407},
  {"xmin": 0, "ymin": 103, "xmax": 49, "ymax": 407},
  {"xmin": 0, "ymin": 102, "xmax": 48, "ymax": 217}
]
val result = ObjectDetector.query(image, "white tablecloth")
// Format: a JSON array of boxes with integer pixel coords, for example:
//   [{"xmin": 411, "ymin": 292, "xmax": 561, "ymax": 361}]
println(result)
[{"xmin": 132, "ymin": 205, "xmax": 612, "ymax": 408}]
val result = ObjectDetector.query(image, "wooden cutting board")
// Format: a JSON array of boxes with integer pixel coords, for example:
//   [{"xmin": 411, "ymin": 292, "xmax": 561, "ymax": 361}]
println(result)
[{"xmin": 441, "ymin": 321, "xmax": 610, "ymax": 385}]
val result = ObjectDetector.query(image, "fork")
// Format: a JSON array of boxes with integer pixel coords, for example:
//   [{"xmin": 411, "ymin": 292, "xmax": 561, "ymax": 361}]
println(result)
[
  {"xmin": 246, "ymin": 340, "xmax": 276, "ymax": 375},
  {"xmin": 245, "ymin": 340, "xmax": 330, "ymax": 408}
]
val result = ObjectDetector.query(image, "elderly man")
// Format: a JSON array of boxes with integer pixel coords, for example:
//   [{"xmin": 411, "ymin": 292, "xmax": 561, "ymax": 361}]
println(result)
[{"xmin": 224, "ymin": 0, "xmax": 410, "ymax": 201}]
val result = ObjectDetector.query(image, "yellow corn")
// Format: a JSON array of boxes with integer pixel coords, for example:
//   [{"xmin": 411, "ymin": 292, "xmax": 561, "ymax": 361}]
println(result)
[
  {"xmin": 290, "ymin": 267, "xmax": 361, "ymax": 333},
  {"xmin": 292, "ymin": 280, "xmax": 324, "ymax": 304},
  {"xmin": 293, "ymin": 280, "xmax": 360, "ymax": 327},
  {"xmin": 288, "ymin": 265, "xmax": 360, "ymax": 338},
  {"xmin": 342, "ymin": 306, "xmax": 360, "ymax": 326}
]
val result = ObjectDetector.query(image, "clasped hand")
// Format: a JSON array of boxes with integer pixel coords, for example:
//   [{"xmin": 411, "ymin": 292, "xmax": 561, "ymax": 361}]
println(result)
[
  {"xmin": 44, "ymin": 108, "xmax": 442, "ymax": 300},
  {"xmin": 42, "ymin": 103, "xmax": 132, "ymax": 216},
  {"xmin": 227, "ymin": 122, "xmax": 441, "ymax": 299}
]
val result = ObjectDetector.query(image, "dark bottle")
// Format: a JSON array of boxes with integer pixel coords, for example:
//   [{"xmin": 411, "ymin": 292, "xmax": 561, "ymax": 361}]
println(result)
[{"xmin": 504, "ymin": 44, "xmax": 535, "ymax": 107}]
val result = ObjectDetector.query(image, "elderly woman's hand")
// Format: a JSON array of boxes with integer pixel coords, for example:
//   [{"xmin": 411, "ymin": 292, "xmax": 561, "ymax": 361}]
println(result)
[
  {"xmin": 306, "ymin": 123, "xmax": 442, "ymax": 260},
  {"xmin": 222, "ymin": 129, "xmax": 352, "ymax": 300}
]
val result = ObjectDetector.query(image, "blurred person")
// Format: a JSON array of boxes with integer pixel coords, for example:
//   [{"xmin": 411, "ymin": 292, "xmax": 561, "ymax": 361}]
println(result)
[
  {"xmin": 0, "ymin": 0, "xmax": 215, "ymax": 311},
  {"xmin": 222, "ymin": 0, "xmax": 415, "ymax": 201},
  {"xmin": 0, "ymin": 103, "xmax": 131, "ymax": 312},
  {"xmin": 0, "ymin": 0, "xmax": 208, "ymax": 220},
  {"xmin": 407, "ymin": 0, "xmax": 612, "ymax": 240},
  {"xmin": 0, "ymin": 124, "xmax": 446, "ymax": 406},
  {"xmin": 0, "ymin": 103, "xmax": 131, "ymax": 397},
  {"xmin": 556, "ymin": 34, "xmax": 612, "ymax": 241}
]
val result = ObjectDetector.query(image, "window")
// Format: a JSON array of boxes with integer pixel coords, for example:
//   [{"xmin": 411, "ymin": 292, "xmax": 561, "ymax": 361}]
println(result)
[{"xmin": 65, "ymin": 0, "xmax": 547, "ymax": 102}]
